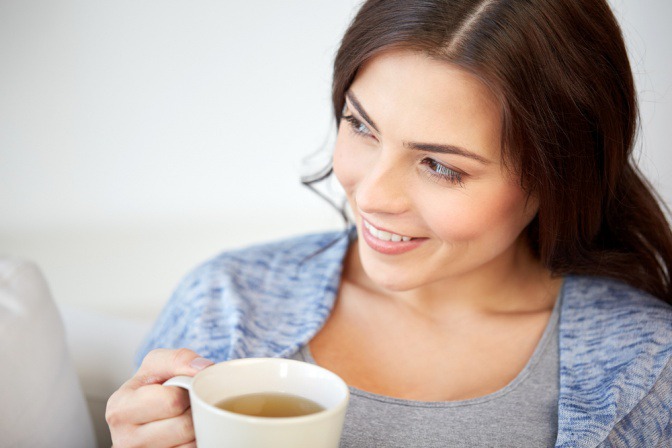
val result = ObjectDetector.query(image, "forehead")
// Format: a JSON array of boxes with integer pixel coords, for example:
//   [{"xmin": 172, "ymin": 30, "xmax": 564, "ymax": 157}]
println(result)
[{"xmin": 349, "ymin": 49, "xmax": 503, "ymax": 163}]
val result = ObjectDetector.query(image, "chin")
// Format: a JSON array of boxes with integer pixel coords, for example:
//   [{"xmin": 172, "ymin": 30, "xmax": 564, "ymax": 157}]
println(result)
[{"xmin": 362, "ymin": 263, "xmax": 424, "ymax": 292}]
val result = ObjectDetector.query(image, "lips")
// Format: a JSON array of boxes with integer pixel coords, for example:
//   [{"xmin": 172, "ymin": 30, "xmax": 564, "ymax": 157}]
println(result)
[{"xmin": 360, "ymin": 219, "xmax": 426, "ymax": 255}]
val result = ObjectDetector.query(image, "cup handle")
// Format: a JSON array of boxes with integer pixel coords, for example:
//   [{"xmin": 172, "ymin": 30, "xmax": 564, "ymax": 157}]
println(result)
[{"xmin": 163, "ymin": 375, "xmax": 194, "ymax": 391}]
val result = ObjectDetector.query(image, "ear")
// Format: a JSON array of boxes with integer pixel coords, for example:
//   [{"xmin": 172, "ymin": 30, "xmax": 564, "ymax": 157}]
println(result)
[{"xmin": 522, "ymin": 190, "xmax": 540, "ymax": 223}]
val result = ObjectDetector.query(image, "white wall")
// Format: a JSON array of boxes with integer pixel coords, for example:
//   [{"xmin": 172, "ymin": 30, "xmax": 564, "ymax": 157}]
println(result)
[
  {"xmin": 609, "ymin": 0, "xmax": 672, "ymax": 197},
  {"xmin": 1, "ymin": 1, "xmax": 670, "ymax": 319}
]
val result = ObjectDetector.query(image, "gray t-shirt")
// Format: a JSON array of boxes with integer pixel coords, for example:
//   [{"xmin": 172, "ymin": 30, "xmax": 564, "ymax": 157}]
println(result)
[{"xmin": 291, "ymin": 295, "xmax": 560, "ymax": 447}]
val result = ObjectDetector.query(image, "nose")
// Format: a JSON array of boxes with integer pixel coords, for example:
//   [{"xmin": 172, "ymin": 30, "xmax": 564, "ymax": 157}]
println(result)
[{"xmin": 355, "ymin": 149, "xmax": 410, "ymax": 216}]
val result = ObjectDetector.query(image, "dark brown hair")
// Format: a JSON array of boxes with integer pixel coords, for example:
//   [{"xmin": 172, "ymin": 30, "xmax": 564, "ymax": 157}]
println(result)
[{"xmin": 322, "ymin": 0, "xmax": 672, "ymax": 303}]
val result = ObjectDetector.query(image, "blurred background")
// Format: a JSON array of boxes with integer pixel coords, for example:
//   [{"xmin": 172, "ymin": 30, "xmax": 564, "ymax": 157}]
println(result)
[
  {"xmin": 1, "ymin": 0, "xmax": 360, "ymax": 320},
  {"xmin": 1, "ymin": 0, "xmax": 671, "ymax": 320}
]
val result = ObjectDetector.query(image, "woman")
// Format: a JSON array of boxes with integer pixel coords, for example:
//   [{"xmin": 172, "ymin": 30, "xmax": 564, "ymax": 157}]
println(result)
[{"xmin": 107, "ymin": 0, "xmax": 672, "ymax": 446}]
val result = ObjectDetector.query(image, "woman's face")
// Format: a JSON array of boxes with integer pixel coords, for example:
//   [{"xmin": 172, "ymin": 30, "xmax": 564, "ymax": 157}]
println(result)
[{"xmin": 333, "ymin": 49, "xmax": 539, "ymax": 292}]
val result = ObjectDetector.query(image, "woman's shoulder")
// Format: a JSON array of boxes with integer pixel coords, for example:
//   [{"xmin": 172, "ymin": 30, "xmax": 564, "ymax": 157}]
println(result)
[
  {"xmin": 560, "ymin": 275, "xmax": 671, "ymax": 364},
  {"xmin": 560, "ymin": 274, "xmax": 671, "ymax": 383},
  {"xmin": 556, "ymin": 276, "xmax": 671, "ymax": 446},
  {"xmin": 563, "ymin": 275, "xmax": 672, "ymax": 331},
  {"xmin": 168, "ymin": 228, "xmax": 351, "ymax": 314},
  {"xmin": 189, "ymin": 229, "xmax": 350, "ymax": 280},
  {"xmin": 137, "ymin": 229, "xmax": 350, "ymax": 362}
]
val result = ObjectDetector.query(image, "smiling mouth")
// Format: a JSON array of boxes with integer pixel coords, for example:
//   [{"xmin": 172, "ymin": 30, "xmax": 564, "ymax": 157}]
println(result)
[{"xmin": 363, "ymin": 220, "xmax": 413, "ymax": 242}]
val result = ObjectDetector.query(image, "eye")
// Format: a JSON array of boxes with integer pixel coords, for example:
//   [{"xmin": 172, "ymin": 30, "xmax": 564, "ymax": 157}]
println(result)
[
  {"xmin": 421, "ymin": 158, "xmax": 464, "ymax": 186},
  {"xmin": 342, "ymin": 114, "xmax": 373, "ymax": 138}
]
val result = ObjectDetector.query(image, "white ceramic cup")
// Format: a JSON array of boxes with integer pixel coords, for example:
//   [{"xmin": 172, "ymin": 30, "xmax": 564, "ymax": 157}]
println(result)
[{"xmin": 164, "ymin": 357, "xmax": 350, "ymax": 448}]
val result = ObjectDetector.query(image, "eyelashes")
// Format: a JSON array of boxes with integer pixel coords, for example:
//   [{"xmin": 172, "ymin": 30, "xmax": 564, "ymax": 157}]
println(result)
[
  {"xmin": 421, "ymin": 158, "xmax": 464, "ymax": 186},
  {"xmin": 342, "ymin": 114, "xmax": 372, "ymax": 137},
  {"xmin": 341, "ymin": 113, "xmax": 465, "ymax": 187}
]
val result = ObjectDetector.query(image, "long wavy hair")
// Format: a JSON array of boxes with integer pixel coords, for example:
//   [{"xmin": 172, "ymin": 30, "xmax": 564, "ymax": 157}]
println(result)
[{"xmin": 303, "ymin": 0, "xmax": 672, "ymax": 303}]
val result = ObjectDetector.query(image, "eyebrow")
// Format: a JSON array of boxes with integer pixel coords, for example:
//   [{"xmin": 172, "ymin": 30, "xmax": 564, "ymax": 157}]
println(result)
[
  {"xmin": 344, "ymin": 90, "xmax": 491, "ymax": 165},
  {"xmin": 345, "ymin": 91, "xmax": 380, "ymax": 133},
  {"xmin": 404, "ymin": 142, "xmax": 491, "ymax": 165}
]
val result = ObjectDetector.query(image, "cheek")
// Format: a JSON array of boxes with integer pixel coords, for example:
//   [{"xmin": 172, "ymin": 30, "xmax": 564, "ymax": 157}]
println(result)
[{"xmin": 423, "ymin": 184, "xmax": 536, "ymax": 243}]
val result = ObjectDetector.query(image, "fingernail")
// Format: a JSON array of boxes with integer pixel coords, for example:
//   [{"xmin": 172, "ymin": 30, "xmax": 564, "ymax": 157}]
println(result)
[{"xmin": 190, "ymin": 357, "xmax": 215, "ymax": 370}]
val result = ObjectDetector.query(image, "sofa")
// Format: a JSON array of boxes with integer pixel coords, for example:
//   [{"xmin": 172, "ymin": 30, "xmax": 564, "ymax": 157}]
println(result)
[{"xmin": 1, "ymin": 258, "xmax": 99, "ymax": 447}]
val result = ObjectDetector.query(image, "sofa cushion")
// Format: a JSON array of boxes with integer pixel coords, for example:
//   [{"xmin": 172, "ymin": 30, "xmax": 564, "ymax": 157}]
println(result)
[{"xmin": 0, "ymin": 257, "xmax": 96, "ymax": 448}]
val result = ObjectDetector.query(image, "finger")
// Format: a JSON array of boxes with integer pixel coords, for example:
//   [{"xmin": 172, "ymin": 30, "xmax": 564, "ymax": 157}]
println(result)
[
  {"xmin": 135, "ymin": 408, "xmax": 195, "ymax": 448},
  {"xmin": 130, "ymin": 348, "xmax": 214, "ymax": 388},
  {"xmin": 171, "ymin": 443, "xmax": 197, "ymax": 448},
  {"xmin": 117, "ymin": 384, "xmax": 191, "ymax": 425}
]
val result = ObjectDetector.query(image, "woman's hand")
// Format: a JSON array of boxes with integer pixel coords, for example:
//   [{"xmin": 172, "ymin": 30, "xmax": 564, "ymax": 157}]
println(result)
[{"xmin": 106, "ymin": 348, "xmax": 214, "ymax": 448}]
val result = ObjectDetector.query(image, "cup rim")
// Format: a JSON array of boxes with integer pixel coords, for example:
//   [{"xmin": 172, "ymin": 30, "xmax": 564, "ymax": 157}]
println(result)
[{"xmin": 190, "ymin": 357, "xmax": 350, "ymax": 425}]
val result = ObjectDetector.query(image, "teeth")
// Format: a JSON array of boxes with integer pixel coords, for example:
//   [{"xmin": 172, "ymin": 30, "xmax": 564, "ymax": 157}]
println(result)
[{"xmin": 364, "ymin": 220, "xmax": 412, "ymax": 242}]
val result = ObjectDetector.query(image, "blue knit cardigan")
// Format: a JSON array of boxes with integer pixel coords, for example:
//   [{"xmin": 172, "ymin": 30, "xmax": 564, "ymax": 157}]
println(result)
[{"xmin": 139, "ymin": 230, "xmax": 672, "ymax": 447}]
